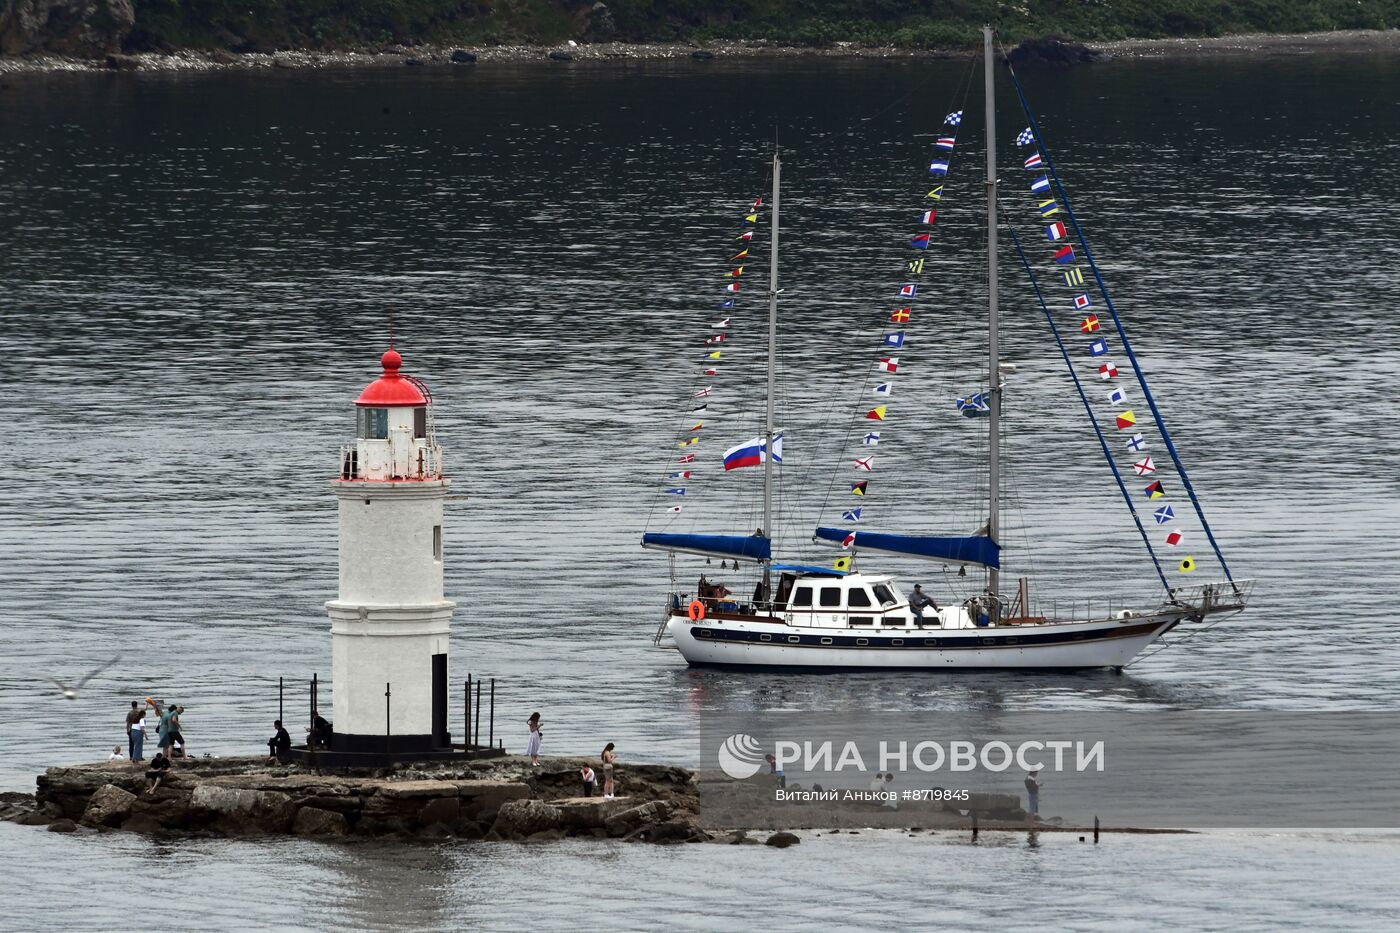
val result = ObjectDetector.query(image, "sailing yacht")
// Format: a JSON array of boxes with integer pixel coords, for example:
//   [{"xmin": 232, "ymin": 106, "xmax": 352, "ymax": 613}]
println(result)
[{"xmin": 641, "ymin": 26, "xmax": 1249, "ymax": 670}]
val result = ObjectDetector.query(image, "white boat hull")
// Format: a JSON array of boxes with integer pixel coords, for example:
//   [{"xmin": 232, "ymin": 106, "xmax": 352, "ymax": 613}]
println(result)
[{"xmin": 667, "ymin": 611, "xmax": 1187, "ymax": 670}]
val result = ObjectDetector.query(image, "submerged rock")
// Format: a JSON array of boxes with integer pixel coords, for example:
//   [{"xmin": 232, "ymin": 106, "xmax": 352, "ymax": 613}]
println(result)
[
  {"xmin": 765, "ymin": 831, "xmax": 800, "ymax": 848},
  {"xmin": 449, "ymin": 49, "xmax": 476, "ymax": 64}
]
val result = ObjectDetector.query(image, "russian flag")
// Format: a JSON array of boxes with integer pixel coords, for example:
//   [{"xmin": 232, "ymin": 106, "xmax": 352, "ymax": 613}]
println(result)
[
  {"xmin": 1024, "ymin": 152, "xmax": 1043, "ymax": 170},
  {"xmin": 1053, "ymin": 245, "xmax": 1075, "ymax": 264},
  {"xmin": 909, "ymin": 233, "xmax": 930, "ymax": 249},
  {"xmin": 722, "ymin": 434, "xmax": 783, "ymax": 471},
  {"xmin": 1046, "ymin": 221, "xmax": 1067, "ymax": 241}
]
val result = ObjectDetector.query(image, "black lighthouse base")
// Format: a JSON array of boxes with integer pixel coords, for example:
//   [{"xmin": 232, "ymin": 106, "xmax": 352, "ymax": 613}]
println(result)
[{"xmin": 283, "ymin": 733, "xmax": 506, "ymax": 769}]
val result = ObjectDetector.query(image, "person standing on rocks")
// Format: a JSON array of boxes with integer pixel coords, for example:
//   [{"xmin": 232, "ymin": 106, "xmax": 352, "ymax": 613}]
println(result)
[
  {"xmin": 169, "ymin": 706, "xmax": 188, "ymax": 759},
  {"xmin": 124, "ymin": 701, "xmax": 143, "ymax": 759},
  {"xmin": 129, "ymin": 714, "xmax": 145, "ymax": 763},
  {"xmin": 601, "ymin": 742, "xmax": 617, "ymax": 798},
  {"xmin": 157, "ymin": 702, "xmax": 177, "ymax": 761},
  {"xmin": 580, "ymin": 764, "xmax": 596, "ymax": 797},
  {"xmin": 526, "ymin": 712, "xmax": 543, "ymax": 766}
]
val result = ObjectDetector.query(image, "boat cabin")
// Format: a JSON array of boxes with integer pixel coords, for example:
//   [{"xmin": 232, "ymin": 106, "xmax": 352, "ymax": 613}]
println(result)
[{"xmin": 682, "ymin": 570, "xmax": 976, "ymax": 630}]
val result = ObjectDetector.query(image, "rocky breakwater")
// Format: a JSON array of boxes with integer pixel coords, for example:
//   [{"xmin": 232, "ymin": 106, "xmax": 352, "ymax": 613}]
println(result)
[{"xmin": 23, "ymin": 754, "xmax": 712, "ymax": 844}]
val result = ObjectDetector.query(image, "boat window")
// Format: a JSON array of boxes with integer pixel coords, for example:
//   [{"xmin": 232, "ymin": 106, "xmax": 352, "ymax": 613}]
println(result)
[
  {"xmin": 872, "ymin": 584, "xmax": 897, "ymax": 607},
  {"xmin": 848, "ymin": 588, "xmax": 873, "ymax": 608},
  {"xmin": 358, "ymin": 407, "xmax": 389, "ymax": 440},
  {"xmin": 819, "ymin": 587, "xmax": 842, "ymax": 608},
  {"xmin": 790, "ymin": 586, "xmax": 812, "ymax": 608}
]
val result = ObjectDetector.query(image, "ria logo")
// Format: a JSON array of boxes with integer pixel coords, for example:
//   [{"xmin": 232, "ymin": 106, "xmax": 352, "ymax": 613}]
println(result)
[{"xmin": 717, "ymin": 733, "xmax": 765, "ymax": 779}]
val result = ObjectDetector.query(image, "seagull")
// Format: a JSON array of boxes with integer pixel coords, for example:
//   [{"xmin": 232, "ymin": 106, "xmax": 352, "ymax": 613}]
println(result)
[{"xmin": 47, "ymin": 656, "xmax": 120, "ymax": 700}]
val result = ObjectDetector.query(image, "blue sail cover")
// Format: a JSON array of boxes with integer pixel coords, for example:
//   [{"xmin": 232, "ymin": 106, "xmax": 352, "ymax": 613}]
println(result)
[
  {"xmin": 641, "ymin": 533, "xmax": 772, "ymax": 562},
  {"xmin": 813, "ymin": 527, "xmax": 1000, "ymax": 569}
]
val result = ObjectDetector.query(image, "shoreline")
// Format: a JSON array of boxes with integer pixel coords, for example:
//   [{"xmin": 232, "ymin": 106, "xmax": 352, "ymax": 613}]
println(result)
[{"xmin": 1, "ymin": 29, "xmax": 1396, "ymax": 76}]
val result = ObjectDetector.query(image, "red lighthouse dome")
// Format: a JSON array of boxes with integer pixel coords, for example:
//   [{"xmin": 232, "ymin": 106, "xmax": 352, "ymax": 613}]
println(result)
[{"xmin": 355, "ymin": 348, "xmax": 428, "ymax": 408}]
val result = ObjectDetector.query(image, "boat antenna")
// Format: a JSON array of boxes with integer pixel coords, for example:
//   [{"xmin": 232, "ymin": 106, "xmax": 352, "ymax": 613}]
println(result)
[
  {"xmin": 762, "ymin": 142, "xmax": 781, "ymax": 601},
  {"xmin": 982, "ymin": 24, "xmax": 1002, "ymax": 603}
]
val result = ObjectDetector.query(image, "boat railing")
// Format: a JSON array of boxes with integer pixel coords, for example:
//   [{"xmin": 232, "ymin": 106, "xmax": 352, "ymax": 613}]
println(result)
[{"xmin": 1168, "ymin": 579, "xmax": 1254, "ymax": 613}]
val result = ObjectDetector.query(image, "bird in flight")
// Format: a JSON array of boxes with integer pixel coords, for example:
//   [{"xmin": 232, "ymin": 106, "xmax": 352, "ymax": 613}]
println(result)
[{"xmin": 47, "ymin": 656, "xmax": 120, "ymax": 700}]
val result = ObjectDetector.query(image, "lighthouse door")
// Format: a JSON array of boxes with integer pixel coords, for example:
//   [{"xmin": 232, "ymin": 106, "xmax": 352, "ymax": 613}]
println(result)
[{"xmin": 431, "ymin": 653, "xmax": 449, "ymax": 747}]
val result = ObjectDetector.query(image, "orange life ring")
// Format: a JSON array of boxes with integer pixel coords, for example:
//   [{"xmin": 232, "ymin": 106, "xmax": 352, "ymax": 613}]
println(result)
[{"xmin": 687, "ymin": 600, "xmax": 706, "ymax": 621}]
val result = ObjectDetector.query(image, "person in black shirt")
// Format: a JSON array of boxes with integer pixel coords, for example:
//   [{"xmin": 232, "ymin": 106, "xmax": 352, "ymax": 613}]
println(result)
[
  {"xmin": 145, "ymin": 753, "xmax": 171, "ymax": 795},
  {"xmin": 266, "ymin": 720, "xmax": 291, "ymax": 763}
]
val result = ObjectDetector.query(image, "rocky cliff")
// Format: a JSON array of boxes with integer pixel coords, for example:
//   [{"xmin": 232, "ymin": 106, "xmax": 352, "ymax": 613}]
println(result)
[{"xmin": 0, "ymin": 0, "xmax": 133, "ymax": 55}]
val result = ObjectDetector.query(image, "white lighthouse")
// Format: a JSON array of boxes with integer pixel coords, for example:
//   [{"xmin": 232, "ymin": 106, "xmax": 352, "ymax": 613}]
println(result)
[{"xmin": 324, "ymin": 347, "xmax": 455, "ymax": 756}]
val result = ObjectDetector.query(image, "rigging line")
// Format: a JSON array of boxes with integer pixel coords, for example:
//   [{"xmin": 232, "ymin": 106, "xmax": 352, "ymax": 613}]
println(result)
[
  {"xmin": 1006, "ymin": 223, "xmax": 1172, "ymax": 594},
  {"xmin": 642, "ymin": 169, "xmax": 771, "ymax": 534},
  {"xmin": 1002, "ymin": 62, "xmax": 1234, "ymax": 587},
  {"xmin": 812, "ymin": 69, "xmax": 980, "ymax": 528}
]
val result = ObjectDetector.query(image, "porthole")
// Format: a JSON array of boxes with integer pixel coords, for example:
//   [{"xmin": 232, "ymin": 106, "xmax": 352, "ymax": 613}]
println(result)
[
  {"xmin": 856, "ymin": 638, "xmax": 869, "ymax": 646},
  {"xmin": 698, "ymin": 630, "xmax": 712, "ymax": 638},
  {"xmin": 787, "ymin": 635, "xmax": 800, "ymax": 644},
  {"xmin": 923, "ymin": 639, "xmax": 938, "ymax": 647},
  {"xmin": 820, "ymin": 637, "xmax": 833, "ymax": 645},
  {"xmin": 891, "ymin": 638, "xmax": 904, "ymax": 646},
  {"xmin": 760, "ymin": 634, "xmax": 772, "ymax": 642}
]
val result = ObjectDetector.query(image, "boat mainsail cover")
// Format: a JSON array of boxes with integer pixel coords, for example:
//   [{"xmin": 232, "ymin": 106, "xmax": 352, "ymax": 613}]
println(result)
[
  {"xmin": 812, "ymin": 527, "xmax": 999, "ymax": 569},
  {"xmin": 641, "ymin": 533, "xmax": 771, "ymax": 563}
]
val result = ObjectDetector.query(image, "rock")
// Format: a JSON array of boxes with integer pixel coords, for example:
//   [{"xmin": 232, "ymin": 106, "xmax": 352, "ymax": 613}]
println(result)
[
  {"xmin": 18, "ymin": 812, "xmax": 51, "ymax": 826},
  {"xmin": 456, "ymin": 820, "xmax": 486, "ymax": 840},
  {"xmin": 455, "ymin": 780, "xmax": 530, "ymax": 822},
  {"xmin": 293, "ymin": 807, "xmax": 350, "ymax": 837},
  {"xmin": 603, "ymin": 800, "xmax": 670, "ymax": 838},
  {"xmin": 105, "ymin": 53, "xmax": 140, "ymax": 70},
  {"xmin": 1005, "ymin": 36, "xmax": 1106, "ymax": 70},
  {"xmin": 450, "ymin": 50, "xmax": 476, "ymax": 64},
  {"xmin": 271, "ymin": 56, "xmax": 297, "ymax": 70},
  {"xmin": 490, "ymin": 799, "xmax": 562, "ymax": 839},
  {"xmin": 0, "ymin": 0, "xmax": 135, "ymax": 56},
  {"xmin": 82, "ymin": 784, "xmax": 137, "ymax": 827},
  {"xmin": 765, "ymin": 831, "xmax": 800, "ymax": 848},
  {"xmin": 691, "ymin": 50, "xmax": 714, "ymax": 60},
  {"xmin": 417, "ymin": 797, "xmax": 459, "ymax": 828},
  {"xmin": 302, "ymin": 795, "xmax": 362, "ymax": 813},
  {"xmin": 378, "ymin": 780, "xmax": 459, "ymax": 800},
  {"xmin": 582, "ymin": 2, "xmax": 617, "ymax": 40},
  {"xmin": 646, "ymin": 819, "xmax": 707, "ymax": 844},
  {"xmin": 47, "ymin": 818, "xmax": 78, "ymax": 833},
  {"xmin": 547, "ymin": 51, "xmax": 573, "ymax": 62},
  {"xmin": 526, "ymin": 828, "xmax": 565, "ymax": 842},
  {"xmin": 405, "ymin": 58, "xmax": 425, "ymax": 67},
  {"xmin": 208, "ymin": 50, "xmax": 238, "ymax": 65},
  {"xmin": 119, "ymin": 813, "xmax": 164, "ymax": 834},
  {"xmin": 189, "ymin": 785, "xmax": 295, "ymax": 834}
]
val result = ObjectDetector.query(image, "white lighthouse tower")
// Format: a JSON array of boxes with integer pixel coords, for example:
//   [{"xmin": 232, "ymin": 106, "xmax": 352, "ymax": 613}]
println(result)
[{"xmin": 324, "ymin": 347, "xmax": 455, "ymax": 756}]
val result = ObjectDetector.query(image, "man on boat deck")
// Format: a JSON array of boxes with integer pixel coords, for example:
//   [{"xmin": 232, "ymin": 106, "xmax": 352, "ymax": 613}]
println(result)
[{"xmin": 909, "ymin": 584, "xmax": 939, "ymax": 624}]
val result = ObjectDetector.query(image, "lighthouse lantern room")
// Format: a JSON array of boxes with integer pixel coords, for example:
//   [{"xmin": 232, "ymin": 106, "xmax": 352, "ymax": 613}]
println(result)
[{"xmin": 323, "ymin": 348, "xmax": 456, "ymax": 756}]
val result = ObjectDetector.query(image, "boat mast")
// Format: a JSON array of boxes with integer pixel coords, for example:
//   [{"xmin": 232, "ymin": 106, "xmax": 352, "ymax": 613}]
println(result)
[
  {"xmin": 982, "ymin": 24, "xmax": 1001, "ymax": 600},
  {"xmin": 762, "ymin": 147, "xmax": 781, "ymax": 600}
]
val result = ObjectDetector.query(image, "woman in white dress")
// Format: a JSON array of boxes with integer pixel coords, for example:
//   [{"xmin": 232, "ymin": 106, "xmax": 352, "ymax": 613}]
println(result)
[{"xmin": 526, "ymin": 712, "xmax": 542, "ymax": 766}]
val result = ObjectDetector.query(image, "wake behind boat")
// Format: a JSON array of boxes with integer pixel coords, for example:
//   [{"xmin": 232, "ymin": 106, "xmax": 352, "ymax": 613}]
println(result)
[{"xmin": 641, "ymin": 26, "xmax": 1249, "ymax": 671}]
